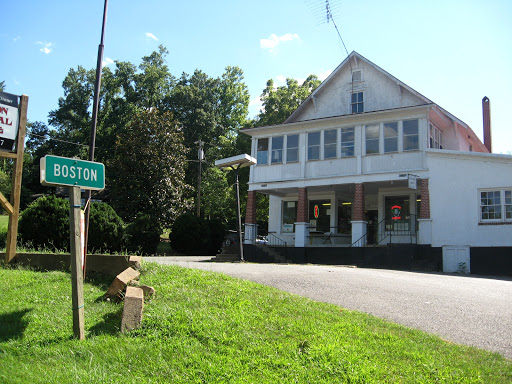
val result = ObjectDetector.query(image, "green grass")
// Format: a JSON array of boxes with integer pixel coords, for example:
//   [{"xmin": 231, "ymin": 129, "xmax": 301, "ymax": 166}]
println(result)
[
  {"xmin": 0, "ymin": 215, "xmax": 8, "ymax": 230},
  {"xmin": 0, "ymin": 262, "xmax": 510, "ymax": 383}
]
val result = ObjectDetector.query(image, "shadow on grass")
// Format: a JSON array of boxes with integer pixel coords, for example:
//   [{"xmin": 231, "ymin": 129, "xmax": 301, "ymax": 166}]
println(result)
[
  {"xmin": 0, "ymin": 308, "xmax": 33, "ymax": 342},
  {"xmin": 88, "ymin": 308, "xmax": 123, "ymax": 336},
  {"xmin": 84, "ymin": 271, "xmax": 115, "ymax": 291}
]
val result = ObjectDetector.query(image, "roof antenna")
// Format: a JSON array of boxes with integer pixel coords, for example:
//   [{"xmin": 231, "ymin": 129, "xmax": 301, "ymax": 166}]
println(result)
[{"xmin": 325, "ymin": 0, "xmax": 350, "ymax": 57}]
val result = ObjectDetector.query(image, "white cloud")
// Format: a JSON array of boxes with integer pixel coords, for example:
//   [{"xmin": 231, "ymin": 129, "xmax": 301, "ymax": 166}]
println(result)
[
  {"xmin": 36, "ymin": 41, "xmax": 53, "ymax": 54},
  {"xmin": 275, "ymin": 75, "xmax": 287, "ymax": 85},
  {"xmin": 145, "ymin": 32, "xmax": 158, "ymax": 41},
  {"xmin": 260, "ymin": 33, "xmax": 300, "ymax": 53},
  {"xmin": 13, "ymin": 35, "xmax": 21, "ymax": 43},
  {"xmin": 102, "ymin": 57, "xmax": 114, "ymax": 67}
]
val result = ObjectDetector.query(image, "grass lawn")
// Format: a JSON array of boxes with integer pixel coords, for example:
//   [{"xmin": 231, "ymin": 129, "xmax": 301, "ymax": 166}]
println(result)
[
  {"xmin": 0, "ymin": 262, "xmax": 510, "ymax": 383},
  {"xmin": 0, "ymin": 214, "xmax": 8, "ymax": 230}
]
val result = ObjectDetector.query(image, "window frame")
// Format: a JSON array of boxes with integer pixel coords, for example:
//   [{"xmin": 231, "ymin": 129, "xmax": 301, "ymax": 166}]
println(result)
[
  {"xmin": 340, "ymin": 127, "xmax": 355, "ymax": 157},
  {"xmin": 351, "ymin": 91, "xmax": 364, "ymax": 114},
  {"xmin": 479, "ymin": 188, "xmax": 512, "ymax": 223},
  {"xmin": 307, "ymin": 131, "xmax": 321, "ymax": 161},
  {"xmin": 365, "ymin": 124, "xmax": 380, "ymax": 155},
  {"xmin": 271, "ymin": 136, "xmax": 284, "ymax": 164},
  {"xmin": 256, "ymin": 138, "xmax": 269, "ymax": 165},
  {"xmin": 383, "ymin": 121, "xmax": 399, "ymax": 153},
  {"xmin": 286, "ymin": 134, "xmax": 299, "ymax": 163},
  {"xmin": 282, "ymin": 200, "xmax": 298, "ymax": 233},
  {"xmin": 323, "ymin": 129, "xmax": 338, "ymax": 159},
  {"xmin": 403, "ymin": 119, "xmax": 419, "ymax": 151}
]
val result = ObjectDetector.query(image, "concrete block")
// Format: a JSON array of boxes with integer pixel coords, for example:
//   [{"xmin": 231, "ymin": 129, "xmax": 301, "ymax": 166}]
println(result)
[
  {"xmin": 121, "ymin": 286, "xmax": 144, "ymax": 333},
  {"xmin": 129, "ymin": 255, "xmax": 142, "ymax": 270},
  {"xmin": 106, "ymin": 267, "xmax": 140, "ymax": 298}
]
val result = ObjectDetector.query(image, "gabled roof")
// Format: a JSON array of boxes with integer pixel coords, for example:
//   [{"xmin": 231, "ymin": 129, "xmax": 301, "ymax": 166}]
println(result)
[{"xmin": 284, "ymin": 51, "xmax": 466, "ymax": 126}]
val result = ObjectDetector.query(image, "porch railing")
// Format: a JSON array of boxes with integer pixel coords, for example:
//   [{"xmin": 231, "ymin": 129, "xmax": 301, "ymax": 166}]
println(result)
[
  {"xmin": 267, "ymin": 232, "xmax": 287, "ymax": 247},
  {"xmin": 350, "ymin": 215, "xmax": 418, "ymax": 247}
]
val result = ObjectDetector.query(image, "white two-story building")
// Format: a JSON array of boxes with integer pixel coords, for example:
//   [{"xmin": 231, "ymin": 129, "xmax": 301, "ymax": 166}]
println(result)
[{"xmin": 241, "ymin": 52, "xmax": 512, "ymax": 275}]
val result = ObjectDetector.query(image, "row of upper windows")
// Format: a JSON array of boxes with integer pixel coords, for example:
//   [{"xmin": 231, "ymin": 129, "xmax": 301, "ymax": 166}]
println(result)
[{"xmin": 256, "ymin": 118, "xmax": 425, "ymax": 165}]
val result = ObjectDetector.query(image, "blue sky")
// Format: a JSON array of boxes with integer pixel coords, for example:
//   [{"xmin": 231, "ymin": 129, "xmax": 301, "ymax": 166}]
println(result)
[{"xmin": 2, "ymin": 0, "xmax": 512, "ymax": 153}]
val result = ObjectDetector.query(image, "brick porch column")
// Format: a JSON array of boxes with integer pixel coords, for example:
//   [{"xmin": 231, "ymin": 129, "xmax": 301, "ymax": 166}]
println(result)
[
  {"xmin": 418, "ymin": 178, "xmax": 432, "ymax": 244},
  {"xmin": 353, "ymin": 183, "xmax": 365, "ymax": 221},
  {"xmin": 419, "ymin": 179, "xmax": 430, "ymax": 219},
  {"xmin": 295, "ymin": 187, "xmax": 310, "ymax": 247},
  {"xmin": 351, "ymin": 183, "xmax": 367, "ymax": 246},
  {"xmin": 297, "ymin": 187, "xmax": 309, "ymax": 223},
  {"xmin": 244, "ymin": 191, "xmax": 257, "ymax": 244}
]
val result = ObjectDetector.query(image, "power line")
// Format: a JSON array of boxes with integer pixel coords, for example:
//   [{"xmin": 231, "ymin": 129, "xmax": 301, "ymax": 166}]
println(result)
[{"xmin": 26, "ymin": 132, "xmax": 92, "ymax": 149}]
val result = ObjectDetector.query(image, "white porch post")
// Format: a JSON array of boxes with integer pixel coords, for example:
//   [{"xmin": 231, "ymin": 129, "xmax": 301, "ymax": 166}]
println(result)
[
  {"xmin": 351, "ymin": 221, "xmax": 367, "ymax": 246},
  {"xmin": 295, "ymin": 223, "xmax": 310, "ymax": 247},
  {"xmin": 244, "ymin": 223, "xmax": 258, "ymax": 245}
]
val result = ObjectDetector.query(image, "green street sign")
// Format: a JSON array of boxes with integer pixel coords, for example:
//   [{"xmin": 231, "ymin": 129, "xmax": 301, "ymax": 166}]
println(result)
[{"xmin": 40, "ymin": 155, "xmax": 105, "ymax": 190}]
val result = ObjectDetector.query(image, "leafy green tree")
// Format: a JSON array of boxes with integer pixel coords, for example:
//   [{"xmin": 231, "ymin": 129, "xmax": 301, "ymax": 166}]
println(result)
[
  {"xmin": 256, "ymin": 75, "xmax": 321, "ymax": 127},
  {"xmin": 0, "ymin": 81, "xmax": 5, "ymax": 92},
  {"xmin": 109, "ymin": 109, "xmax": 193, "ymax": 229}
]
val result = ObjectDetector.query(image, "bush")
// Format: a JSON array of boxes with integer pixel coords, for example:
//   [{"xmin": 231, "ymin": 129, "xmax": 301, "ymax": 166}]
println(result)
[
  {"xmin": 0, "ymin": 225, "xmax": 7, "ymax": 249},
  {"xmin": 125, "ymin": 215, "xmax": 161, "ymax": 255},
  {"xmin": 170, "ymin": 213, "xmax": 225, "ymax": 255},
  {"xmin": 87, "ymin": 203, "xmax": 124, "ymax": 253},
  {"xmin": 18, "ymin": 195, "xmax": 69, "ymax": 251}
]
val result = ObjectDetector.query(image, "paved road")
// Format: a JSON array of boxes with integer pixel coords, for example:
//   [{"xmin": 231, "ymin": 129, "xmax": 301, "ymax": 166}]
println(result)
[{"xmin": 145, "ymin": 256, "xmax": 512, "ymax": 359}]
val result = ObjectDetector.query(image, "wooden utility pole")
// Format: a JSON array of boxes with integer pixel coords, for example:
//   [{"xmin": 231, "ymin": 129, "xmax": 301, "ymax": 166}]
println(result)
[{"xmin": 69, "ymin": 186, "xmax": 85, "ymax": 340}]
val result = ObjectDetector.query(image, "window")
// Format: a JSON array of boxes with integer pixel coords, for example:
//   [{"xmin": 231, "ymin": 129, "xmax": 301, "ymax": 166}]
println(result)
[
  {"xmin": 383, "ymin": 122, "xmax": 398, "ymax": 153},
  {"xmin": 480, "ymin": 189, "xmax": 512, "ymax": 222},
  {"xmin": 257, "ymin": 138, "xmax": 268, "ymax": 165},
  {"xmin": 282, "ymin": 201, "xmax": 297, "ymax": 233},
  {"xmin": 308, "ymin": 132, "xmax": 320, "ymax": 160},
  {"xmin": 309, "ymin": 200, "xmax": 331, "ymax": 232},
  {"xmin": 324, "ymin": 129, "xmax": 337, "ymax": 159},
  {"xmin": 271, "ymin": 136, "xmax": 283, "ymax": 164},
  {"xmin": 429, "ymin": 124, "xmax": 443, "ymax": 149},
  {"xmin": 351, "ymin": 92, "xmax": 364, "ymax": 114},
  {"xmin": 286, "ymin": 134, "xmax": 299, "ymax": 163},
  {"xmin": 385, "ymin": 196, "xmax": 411, "ymax": 231},
  {"xmin": 365, "ymin": 124, "xmax": 379, "ymax": 154},
  {"xmin": 403, "ymin": 119, "xmax": 419, "ymax": 151},
  {"xmin": 341, "ymin": 127, "xmax": 355, "ymax": 157}
]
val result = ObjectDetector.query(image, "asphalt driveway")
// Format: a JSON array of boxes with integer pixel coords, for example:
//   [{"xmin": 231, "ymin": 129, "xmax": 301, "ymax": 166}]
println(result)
[{"xmin": 145, "ymin": 256, "xmax": 512, "ymax": 359}]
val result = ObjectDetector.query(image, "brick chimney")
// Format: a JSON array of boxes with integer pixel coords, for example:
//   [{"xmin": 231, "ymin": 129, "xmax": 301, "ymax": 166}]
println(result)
[{"xmin": 482, "ymin": 96, "xmax": 492, "ymax": 153}]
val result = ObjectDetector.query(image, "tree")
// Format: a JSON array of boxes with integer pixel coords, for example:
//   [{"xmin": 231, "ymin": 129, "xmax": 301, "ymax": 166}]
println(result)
[
  {"xmin": 109, "ymin": 109, "xmax": 193, "ymax": 229},
  {"xmin": 0, "ymin": 81, "xmax": 5, "ymax": 92},
  {"xmin": 256, "ymin": 75, "xmax": 321, "ymax": 127}
]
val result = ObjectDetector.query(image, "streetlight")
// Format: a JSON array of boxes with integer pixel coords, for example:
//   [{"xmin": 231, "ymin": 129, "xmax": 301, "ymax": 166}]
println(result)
[{"xmin": 215, "ymin": 154, "xmax": 257, "ymax": 261}]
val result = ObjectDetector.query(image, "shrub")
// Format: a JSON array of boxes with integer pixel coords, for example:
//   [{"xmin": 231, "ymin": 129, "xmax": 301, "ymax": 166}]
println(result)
[
  {"xmin": 125, "ymin": 215, "xmax": 161, "ymax": 255},
  {"xmin": 87, "ymin": 203, "xmax": 124, "ymax": 253},
  {"xmin": 170, "ymin": 213, "xmax": 225, "ymax": 255},
  {"xmin": 18, "ymin": 195, "xmax": 69, "ymax": 251},
  {"xmin": 0, "ymin": 225, "xmax": 8, "ymax": 249}
]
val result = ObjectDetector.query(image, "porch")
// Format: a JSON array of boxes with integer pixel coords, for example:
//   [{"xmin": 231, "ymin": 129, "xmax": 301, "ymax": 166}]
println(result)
[{"xmin": 244, "ymin": 178, "xmax": 432, "ymax": 249}]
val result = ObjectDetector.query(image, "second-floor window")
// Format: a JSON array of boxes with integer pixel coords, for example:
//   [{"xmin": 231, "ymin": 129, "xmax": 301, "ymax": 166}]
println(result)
[
  {"xmin": 324, "ymin": 129, "xmax": 337, "ymax": 159},
  {"xmin": 365, "ymin": 124, "xmax": 379, "ymax": 154},
  {"xmin": 480, "ymin": 189, "xmax": 512, "ymax": 223},
  {"xmin": 429, "ymin": 124, "xmax": 443, "ymax": 149},
  {"xmin": 257, "ymin": 138, "xmax": 268, "ymax": 164},
  {"xmin": 286, "ymin": 134, "xmax": 299, "ymax": 163},
  {"xmin": 384, "ymin": 122, "xmax": 398, "ymax": 153},
  {"xmin": 403, "ymin": 119, "xmax": 419, "ymax": 151},
  {"xmin": 341, "ymin": 127, "xmax": 355, "ymax": 157},
  {"xmin": 271, "ymin": 136, "xmax": 283, "ymax": 164},
  {"xmin": 308, "ymin": 132, "xmax": 321, "ymax": 160}
]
